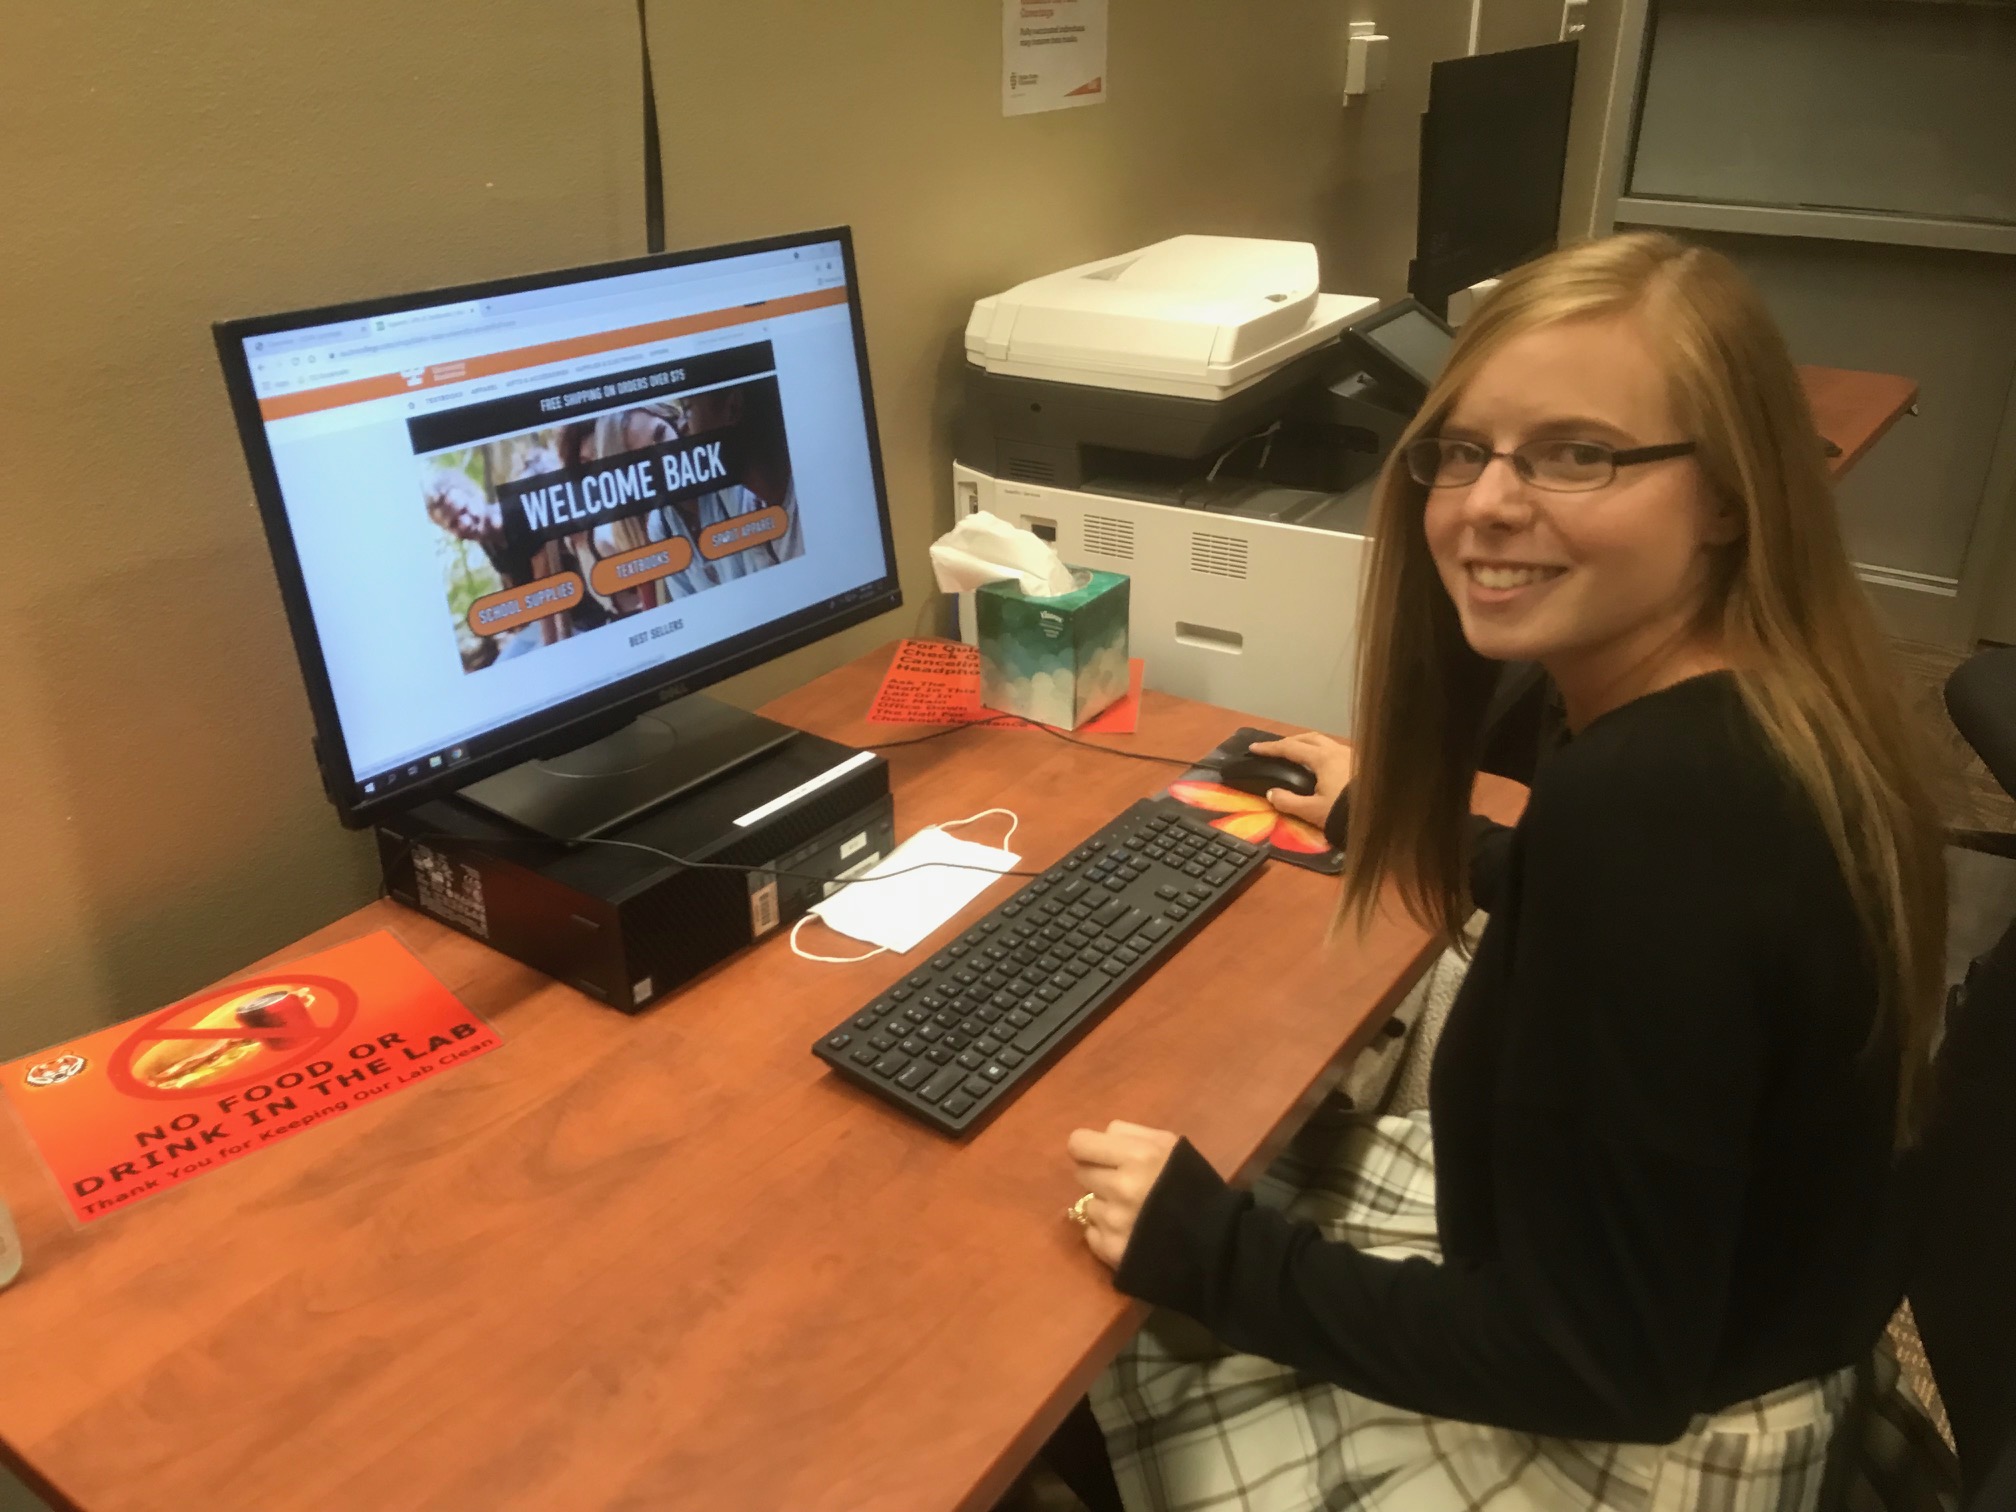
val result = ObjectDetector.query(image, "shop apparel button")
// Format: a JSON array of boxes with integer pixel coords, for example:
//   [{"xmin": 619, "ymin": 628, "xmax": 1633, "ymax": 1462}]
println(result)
[{"xmin": 698, "ymin": 505, "xmax": 789, "ymax": 561}]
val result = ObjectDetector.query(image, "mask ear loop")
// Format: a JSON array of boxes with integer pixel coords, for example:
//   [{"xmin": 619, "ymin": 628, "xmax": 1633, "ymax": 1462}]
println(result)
[
  {"xmin": 933, "ymin": 807, "xmax": 1020, "ymax": 853},
  {"xmin": 789, "ymin": 913, "xmax": 887, "ymax": 964}
]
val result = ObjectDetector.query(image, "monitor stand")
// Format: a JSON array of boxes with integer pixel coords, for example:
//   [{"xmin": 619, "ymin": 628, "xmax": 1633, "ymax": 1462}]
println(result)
[{"xmin": 457, "ymin": 694, "xmax": 796, "ymax": 843}]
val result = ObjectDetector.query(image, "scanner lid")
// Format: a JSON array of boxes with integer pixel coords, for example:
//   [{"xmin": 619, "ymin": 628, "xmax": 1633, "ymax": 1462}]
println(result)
[{"xmin": 965, "ymin": 236, "xmax": 1377, "ymax": 401}]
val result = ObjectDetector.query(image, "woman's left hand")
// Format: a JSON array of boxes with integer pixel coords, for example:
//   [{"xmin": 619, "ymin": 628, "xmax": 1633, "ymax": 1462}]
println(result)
[{"xmin": 1066, "ymin": 1120, "xmax": 1181, "ymax": 1268}]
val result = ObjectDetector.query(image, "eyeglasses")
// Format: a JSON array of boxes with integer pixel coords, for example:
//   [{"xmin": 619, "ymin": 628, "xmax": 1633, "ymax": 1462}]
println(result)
[{"xmin": 1403, "ymin": 437, "xmax": 1698, "ymax": 493}]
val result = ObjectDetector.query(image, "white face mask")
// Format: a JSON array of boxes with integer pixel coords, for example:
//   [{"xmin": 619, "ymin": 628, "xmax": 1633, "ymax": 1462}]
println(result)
[{"xmin": 793, "ymin": 810, "xmax": 1021, "ymax": 959}]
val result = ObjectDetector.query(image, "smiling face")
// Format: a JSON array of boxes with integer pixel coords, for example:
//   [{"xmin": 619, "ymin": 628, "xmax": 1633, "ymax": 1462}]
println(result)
[{"xmin": 1422, "ymin": 313, "xmax": 1738, "ymax": 726}]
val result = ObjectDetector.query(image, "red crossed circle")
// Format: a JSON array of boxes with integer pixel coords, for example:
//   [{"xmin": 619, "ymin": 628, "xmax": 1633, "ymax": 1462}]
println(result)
[{"xmin": 107, "ymin": 975, "xmax": 360, "ymax": 1101}]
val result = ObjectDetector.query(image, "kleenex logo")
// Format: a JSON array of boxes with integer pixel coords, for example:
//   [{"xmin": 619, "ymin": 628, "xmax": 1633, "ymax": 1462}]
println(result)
[{"xmin": 1040, "ymin": 609, "xmax": 1064, "ymax": 639}]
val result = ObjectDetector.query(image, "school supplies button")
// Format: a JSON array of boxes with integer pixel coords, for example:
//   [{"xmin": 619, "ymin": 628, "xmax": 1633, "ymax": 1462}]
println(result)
[
  {"xmin": 467, "ymin": 571, "xmax": 585, "ymax": 636},
  {"xmin": 697, "ymin": 505, "xmax": 788, "ymax": 561},
  {"xmin": 589, "ymin": 538, "xmax": 694, "ymax": 597}
]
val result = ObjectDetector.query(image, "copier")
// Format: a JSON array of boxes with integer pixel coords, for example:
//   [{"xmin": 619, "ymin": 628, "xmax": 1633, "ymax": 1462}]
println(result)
[{"xmin": 953, "ymin": 235, "xmax": 1453, "ymax": 738}]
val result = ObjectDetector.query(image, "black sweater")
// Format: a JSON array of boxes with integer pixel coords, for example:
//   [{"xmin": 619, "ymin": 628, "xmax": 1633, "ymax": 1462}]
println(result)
[{"xmin": 1116, "ymin": 674, "xmax": 1908, "ymax": 1442}]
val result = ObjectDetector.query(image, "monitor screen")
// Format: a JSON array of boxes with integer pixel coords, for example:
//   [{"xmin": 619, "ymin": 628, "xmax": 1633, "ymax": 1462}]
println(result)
[
  {"xmin": 216, "ymin": 228, "xmax": 899, "ymax": 827},
  {"xmin": 1361, "ymin": 306, "xmax": 1452, "ymax": 388},
  {"xmin": 1409, "ymin": 41, "xmax": 1578, "ymax": 315}
]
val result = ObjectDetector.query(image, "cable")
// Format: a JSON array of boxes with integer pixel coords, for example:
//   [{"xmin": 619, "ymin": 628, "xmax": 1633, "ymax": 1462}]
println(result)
[
  {"xmin": 865, "ymin": 712, "xmax": 1204, "ymax": 770},
  {"xmin": 637, "ymin": 0, "xmax": 665, "ymax": 254}
]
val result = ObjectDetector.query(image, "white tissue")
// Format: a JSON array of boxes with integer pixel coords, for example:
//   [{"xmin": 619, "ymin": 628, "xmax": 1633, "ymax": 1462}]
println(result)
[{"xmin": 929, "ymin": 510, "xmax": 1079, "ymax": 599}]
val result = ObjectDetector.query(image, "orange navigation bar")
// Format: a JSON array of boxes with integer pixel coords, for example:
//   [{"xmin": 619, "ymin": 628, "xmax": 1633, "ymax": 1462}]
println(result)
[{"xmin": 258, "ymin": 286, "xmax": 848, "ymax": 423}]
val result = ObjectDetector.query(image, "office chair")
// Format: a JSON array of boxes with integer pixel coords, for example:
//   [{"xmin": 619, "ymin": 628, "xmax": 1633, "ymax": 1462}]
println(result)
[{"xmin": 1905, "ymin": 647, "xmax": 2016, "ymax": 1508}]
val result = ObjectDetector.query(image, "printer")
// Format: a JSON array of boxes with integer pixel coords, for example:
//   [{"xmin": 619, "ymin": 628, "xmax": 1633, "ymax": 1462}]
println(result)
[{"xmin": 953, "ymin": 235, "xmax": 1453, "ymax": 738}]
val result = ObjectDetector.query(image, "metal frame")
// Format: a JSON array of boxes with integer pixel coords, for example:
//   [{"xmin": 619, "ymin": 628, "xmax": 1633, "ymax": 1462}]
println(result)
[
  {"xmin": 1590, "ymin": 0, "xmax": 2016, "ymax": 647},
  {"xmin": 1616, "ymin": 198, "xmax": 2016, "ymax": 259}
]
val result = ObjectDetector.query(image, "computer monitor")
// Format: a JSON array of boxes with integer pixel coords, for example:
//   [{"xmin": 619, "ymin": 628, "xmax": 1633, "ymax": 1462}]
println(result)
[
  {"xmin": 1408, "ymin": 40, "xmax": 1579, "ymax": 319},
  {"xmin": 215, "ymin": 226, "xmax": 900, "ymax": 838}
]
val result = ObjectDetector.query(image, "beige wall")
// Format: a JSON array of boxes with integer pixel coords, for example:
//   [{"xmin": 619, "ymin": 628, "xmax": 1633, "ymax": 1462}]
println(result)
[{"xmin": 0, "ymin": 0, "xmax": 1600, "ymax": 1063}]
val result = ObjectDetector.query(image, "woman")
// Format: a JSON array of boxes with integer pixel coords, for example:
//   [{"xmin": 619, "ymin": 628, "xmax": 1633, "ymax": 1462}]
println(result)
[{"xmin": 1064, "ymin": 233, "xmax": 1948, "ymax": 1510}]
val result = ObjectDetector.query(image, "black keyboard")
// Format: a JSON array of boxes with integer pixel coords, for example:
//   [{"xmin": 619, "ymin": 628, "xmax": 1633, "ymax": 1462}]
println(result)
[{"xmin": 811, "ymin": 795, "xmax": 1268, "ymax": 1135}]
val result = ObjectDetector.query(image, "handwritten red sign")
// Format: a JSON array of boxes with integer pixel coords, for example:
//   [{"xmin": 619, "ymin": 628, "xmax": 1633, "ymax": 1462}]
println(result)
[{"xmin": 866, "ymin": 639, "xmax": 987, "ymax": 724}]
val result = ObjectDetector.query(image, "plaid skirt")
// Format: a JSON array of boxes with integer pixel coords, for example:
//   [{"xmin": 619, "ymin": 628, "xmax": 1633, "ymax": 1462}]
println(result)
[{"xmin": 1090, "ymin": 1107, "xmax": 1949, "ymax": 1512}]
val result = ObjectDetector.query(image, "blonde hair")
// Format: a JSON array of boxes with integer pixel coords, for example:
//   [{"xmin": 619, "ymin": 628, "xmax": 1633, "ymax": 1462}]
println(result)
[{"xmin": 1342, "ymin": 232, "xmax": 1947, "ymax": 1145}]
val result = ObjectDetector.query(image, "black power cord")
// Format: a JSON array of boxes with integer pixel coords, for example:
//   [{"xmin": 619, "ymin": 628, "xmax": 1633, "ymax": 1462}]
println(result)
[{"xmin": 637, "ymin": 0, "xmax": 664, "ymax": 255}]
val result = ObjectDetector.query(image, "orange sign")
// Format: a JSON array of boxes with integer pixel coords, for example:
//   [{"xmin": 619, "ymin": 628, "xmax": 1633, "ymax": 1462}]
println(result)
[
  {"xmin": 865, "ymin": 638, "xmax": 1143, "ymax": 734},
  {"xmin": 466, "ymin": 570, "xmax": 585, "ymax": 636},
  {"xmin": 866, "ymin": 639, "xmax": 987, "ymax": 725},
  {"xmin": 589, "ymin": 537, "xmax": 694, "ymax": 597},
  {"xmin": 2, "ymin": 931, "xmax": 498, "ymax": 1225},
  {"xmin": 697, "ymin": 504, "xmax": 789, "ymax": 561}
]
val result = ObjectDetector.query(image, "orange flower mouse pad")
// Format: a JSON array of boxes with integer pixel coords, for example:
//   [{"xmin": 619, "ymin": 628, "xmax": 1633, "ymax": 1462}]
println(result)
[{"xmin": 1166, "ymin": 727, "xmax": 1345, "ymax": 875}]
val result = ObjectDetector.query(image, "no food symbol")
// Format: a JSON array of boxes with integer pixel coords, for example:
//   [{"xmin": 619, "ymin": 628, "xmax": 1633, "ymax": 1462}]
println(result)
[{"xmin": 107, "ymin": 976, "xmax": 360, "ymax": 1101}]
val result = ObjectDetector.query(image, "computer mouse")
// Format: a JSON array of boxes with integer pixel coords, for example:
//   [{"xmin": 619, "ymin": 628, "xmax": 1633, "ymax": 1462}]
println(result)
[{"xmin": 1216, "ymin": 754, "xmax": 1319, "ymax": 800}]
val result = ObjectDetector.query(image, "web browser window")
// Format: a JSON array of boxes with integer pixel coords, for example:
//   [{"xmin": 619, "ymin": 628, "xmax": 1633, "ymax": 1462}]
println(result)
[{"xmin": 236, "ymin": 242, "xmax": 892, "ymax": 796}]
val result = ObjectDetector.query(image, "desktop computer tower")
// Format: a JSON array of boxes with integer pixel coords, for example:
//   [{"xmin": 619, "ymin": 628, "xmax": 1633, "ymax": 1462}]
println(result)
[{"xmin": 375, "ymin": 731, "xmax": 894, "ymax": 1011}]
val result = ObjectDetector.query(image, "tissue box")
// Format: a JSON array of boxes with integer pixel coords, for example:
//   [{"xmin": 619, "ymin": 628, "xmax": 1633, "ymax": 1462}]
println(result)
[{"xmin": 977, "ymin": 568, "xmax": 1130, "ymax": 729}]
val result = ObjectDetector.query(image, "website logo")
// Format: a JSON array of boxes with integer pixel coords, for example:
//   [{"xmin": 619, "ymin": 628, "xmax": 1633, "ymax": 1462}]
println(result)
[
  {"xmin": 24, "ymin": 1053, "xmax": 87, "ymax": 1088},
  {"xmin": 400, "ymin": 366, "xmax": 427, "ymax": 388}
]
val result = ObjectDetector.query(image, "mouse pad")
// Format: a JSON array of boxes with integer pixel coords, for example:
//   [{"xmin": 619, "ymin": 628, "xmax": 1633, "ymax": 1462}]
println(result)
[{"xmin": 1161, "ymin": 726, "xmax": 1345, "ymax": 876}]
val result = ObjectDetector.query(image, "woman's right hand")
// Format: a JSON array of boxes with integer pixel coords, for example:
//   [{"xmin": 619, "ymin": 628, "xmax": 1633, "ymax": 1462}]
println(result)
[{"xmin": 1243, "ymin": 732, "xmax": 1355, "ymax": 828}]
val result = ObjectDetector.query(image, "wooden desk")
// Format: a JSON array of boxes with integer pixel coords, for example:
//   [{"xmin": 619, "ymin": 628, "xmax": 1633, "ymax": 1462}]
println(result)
[
  {"xmin": 0, "ymin": 648, "xmax": 1525, "ymax": 1512},
  {"xmin": 1799, "ymin": 364, "xmax": 1918, "ymax": 480}
]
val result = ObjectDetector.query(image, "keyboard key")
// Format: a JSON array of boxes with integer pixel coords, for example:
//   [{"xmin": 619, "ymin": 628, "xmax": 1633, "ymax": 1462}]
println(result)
[
  {"xmin": 870, "ymin": 1032, "xmax": 896, "ymax": 1052},
  {"xmin": 825, "ymin": 1032, "xmax": 852, "ymax": 1050},
  {"xmin": 942, "ymin": 1093, "xmax": 976, "ymax": 1119},
  {"xmin": 1141, "ymin": 919, "xmax": 1176, "ymax": 941},
  {"xmin": 896, "ymin": 1061, "xmax": 931, "ymax": 1090},
  {"xmin": 874, "ymin": 1051, "xmax": 912, "ymax": 1079},
  {"xmin": 926, "ymin": 1046, "xmax": 954, "ymax": 1065},
  {"xmin": 963, "ymin": 1074, "xmax": 994, "ymax": 1100},
  {"xmin": 920, "ymin": 1064, "xmax": 966, "ymax": 1102},
  {"xmin": 957, "ymin": 1050, "xmax": 983, "ymax": 1070},
  {"xmin": 999, "ymin": 1047, "xmax": 1026, "ymax": 1067},
  {"xmin": 1205, "ymin": 862, "xmax": 1237, "ymax": 885},
  {"xmin": 1090, "ymin": 898, "xmax": 1131, "ymax": 929},
  {"xmin": 900, "ymin": 1037, "xmax": 925, "ymax": 1056},
  {"xmin": 982, "ymin": 1062, "xmax": 1008, "ymax": 1082},
  {"xmin": 1104, "ymin": 907, "xmax": 1149, "ymax": 940},
  {"xmin": 850, "ymin": 1046, "xmax": 877, "ymax": 1066}
]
